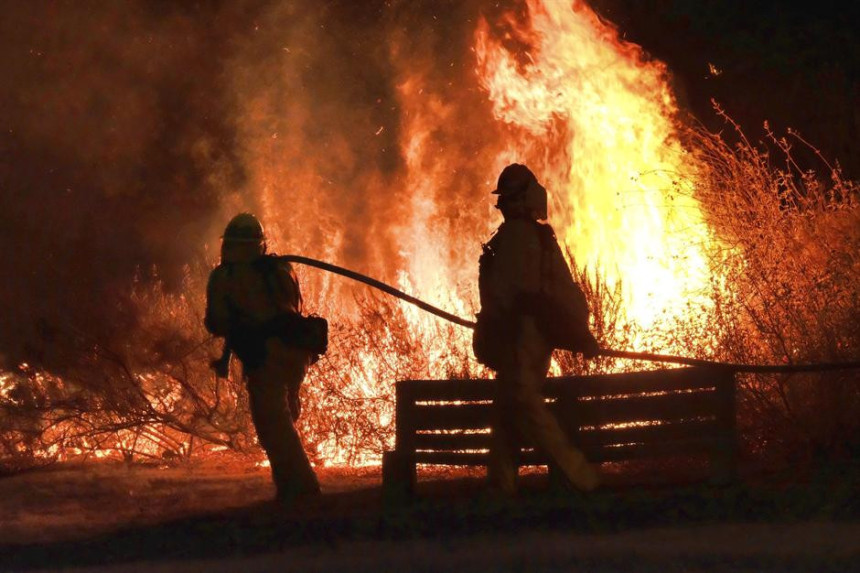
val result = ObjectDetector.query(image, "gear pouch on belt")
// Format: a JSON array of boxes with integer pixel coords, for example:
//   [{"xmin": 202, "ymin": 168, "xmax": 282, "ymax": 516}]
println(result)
[
  {"xmin": 298, "ymin": 314, "xmax": 328, "ymax": 356},
  {"xmin": 269, "ymin": 313, "xmax": 328, "ymax": 356},
  {"xmin": 472, "ymin": 310, "xmax": 512, "ymax": 370}
]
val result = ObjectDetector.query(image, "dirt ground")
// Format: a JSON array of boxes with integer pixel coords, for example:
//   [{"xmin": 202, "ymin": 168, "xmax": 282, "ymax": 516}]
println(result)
[
  {"xmin": 0, "ymin": 459, "xmax": 382, "ymax": 546},
  {"xmin": 1, "ymin": 458, "xmax": 858, "ymax": 572}
]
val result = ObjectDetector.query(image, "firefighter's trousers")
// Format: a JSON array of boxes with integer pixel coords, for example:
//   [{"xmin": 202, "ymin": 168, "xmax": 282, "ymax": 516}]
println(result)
[
  {"xmin": 246, "ymin": 338, "xmax": 319, "ymax": 499},
  {"xmin": 489, "ymin": 318, "xmax": 599, "ymax": 494}
]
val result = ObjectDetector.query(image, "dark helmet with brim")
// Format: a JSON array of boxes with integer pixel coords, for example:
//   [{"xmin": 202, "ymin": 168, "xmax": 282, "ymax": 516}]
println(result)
[{"xmin": 222, "ymin": 213, "xmax": 265, "ymax": 243}]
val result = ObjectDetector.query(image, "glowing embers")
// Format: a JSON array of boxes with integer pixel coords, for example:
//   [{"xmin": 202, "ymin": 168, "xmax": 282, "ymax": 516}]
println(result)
[{"xmin": 0, "ymin": 372, "xmax": 14, "ymax": 400}]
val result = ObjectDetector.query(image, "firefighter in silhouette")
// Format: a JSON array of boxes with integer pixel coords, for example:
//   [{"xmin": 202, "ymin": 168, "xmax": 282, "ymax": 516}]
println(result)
[
  {"xmin": 473, "ymin": 164, "xmax": 601, "ymax": 495},
  {"xmin": 204, "ymin": 213, "xmax": 320, "ymax": 502}
]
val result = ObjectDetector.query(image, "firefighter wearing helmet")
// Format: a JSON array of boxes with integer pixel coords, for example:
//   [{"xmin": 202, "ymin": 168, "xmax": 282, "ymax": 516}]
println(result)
[
  {"xmin": 474, "ymin": 164, "xmax": 601, "ymax": 495},
  {"xmin": 204, "ymin": 213, "xmax": 320, "ymax": 503}
]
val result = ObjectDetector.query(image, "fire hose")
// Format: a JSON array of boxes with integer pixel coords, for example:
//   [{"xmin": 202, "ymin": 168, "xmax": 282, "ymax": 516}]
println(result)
[{"xmin": 279, "ymin": 255, "xmax": 860, "ymax": 375}]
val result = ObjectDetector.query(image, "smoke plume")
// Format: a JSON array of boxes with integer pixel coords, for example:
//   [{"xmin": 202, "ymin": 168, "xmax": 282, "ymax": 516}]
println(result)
[
  {"xmin": 0, "ymin": 1, "xmax": 269, "ymax": 369},
  {"xmin": 0, "ymin": 0, "xmax": 513, "ymax": 371}
]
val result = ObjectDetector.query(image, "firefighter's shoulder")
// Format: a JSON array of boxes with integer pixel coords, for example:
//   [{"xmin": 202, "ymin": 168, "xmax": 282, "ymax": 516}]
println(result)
[
  {"xmin": 262, "ymin": 254, "xmax": 298, "ymax": 282},
  {"xmin": 205, "ymin": 264, "xmax": 233, "ymax": 299}
]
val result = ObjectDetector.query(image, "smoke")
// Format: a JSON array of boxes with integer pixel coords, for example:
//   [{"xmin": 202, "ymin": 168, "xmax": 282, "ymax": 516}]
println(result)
[
  {"xmin": 0, "ymin": 1, "xmax": 258, "ymax": 369},
  {"xmin": 225, "ymin": 0, "xmax": 404, "ymax": 267},
  {"xmin": 0, "ymin": 0, "xmax": 518, "ymax": 371},
  {"xmin": 218, "ymin": 0, "xmax": 510, "ymax": 312}
]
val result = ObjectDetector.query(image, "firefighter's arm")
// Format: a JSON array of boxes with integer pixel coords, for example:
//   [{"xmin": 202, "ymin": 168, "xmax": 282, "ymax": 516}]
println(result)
[
  {"xmin": 550, "ymin": 246, "xmax": 590, "ymax": 322},
  {"xmin": 271, "ymin": 259, "xmax": 302, "ymax": 314},
  {"xmin": 549, "ymin": 245, "xmax": 599, "ymax": 357},
  {"xmin": 204, "ymin": 267, "xmax": 231, "ymax": 337}
]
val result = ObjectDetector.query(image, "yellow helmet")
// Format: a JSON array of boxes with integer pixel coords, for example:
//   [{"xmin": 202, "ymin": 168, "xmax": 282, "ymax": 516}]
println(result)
[
  {"xmin": 492, "ymin": 164, "xmax": 548, "ymax": 220},
  {"xmin": 222, "ymin": 213, "xmax": 265, "ymax": 243}
]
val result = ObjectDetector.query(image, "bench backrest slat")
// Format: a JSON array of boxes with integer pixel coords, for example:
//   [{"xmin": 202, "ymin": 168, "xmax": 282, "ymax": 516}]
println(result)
[
  {"xmin": 411, "ymin": 404, "xmax": 494, "ymax": 432},
  {"xmin": 561, "ymin": 389, "xmax": 722, "ymax": 427},
  {"xmin": 402, "ymin": 369, "xmax": 728, "ymax": 401},
  {"xmin": 586, "ymin": 437, "xmax": 727, "ymax": 462},
  {"xmin": 553, "ymin": 368, "xmax": 724, "ymax": 398},
  {"xmin": 413, "ymin": 431, "xmax": 492, "ymax": 451},
  {"xmin": 401, "ymin": 380, "xmax": 495, "ymax": 402},
  {"xmin": 576, "ymin": 419, "xmax": 726, "ymax": 448}
]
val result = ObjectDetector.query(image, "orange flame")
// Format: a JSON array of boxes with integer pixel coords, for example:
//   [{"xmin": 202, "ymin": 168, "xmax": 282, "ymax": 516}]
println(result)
[
  {"xmin": 476, "ymin": 0, "xmax": 714, "ymax": 332},
  {"xmin": 243, "ymin": 1, "xmax": 719, "ymax": 464}
]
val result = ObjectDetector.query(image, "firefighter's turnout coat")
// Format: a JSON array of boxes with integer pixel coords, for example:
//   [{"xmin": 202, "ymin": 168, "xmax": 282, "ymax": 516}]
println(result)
[
  {"xmin": 205, "ymin": 243, "xmax": 319, "ymax": 499},
  {"xmin": 475, "ymin": 218, "xmax": 599, "ymax": 493}
]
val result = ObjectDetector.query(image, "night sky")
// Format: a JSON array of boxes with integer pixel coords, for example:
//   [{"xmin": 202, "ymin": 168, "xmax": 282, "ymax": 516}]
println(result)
[{"xmin": 591, "ymin": 0, "xmax": 860, "ymax": 175}]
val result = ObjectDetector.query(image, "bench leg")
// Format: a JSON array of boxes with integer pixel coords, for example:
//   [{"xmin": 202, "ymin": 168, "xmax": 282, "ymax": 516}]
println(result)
[
  {"xmin": 547, "ymin": 462, "xmax": 565, "ymax": 489},
  {"xmin": 382, "ymin": 450, "xmax": 415, "ymax": 503}
]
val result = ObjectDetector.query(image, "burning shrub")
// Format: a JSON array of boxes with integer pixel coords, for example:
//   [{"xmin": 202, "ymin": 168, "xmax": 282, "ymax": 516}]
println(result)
[
  {"xmin": 298, "ymin": 293, "xmax": 481, "ymax": 467},
  {"xmin": 0, "ymin": 268, "xmax": 256, "ymax": 474},
  {"xmin": 690, "ymin": 109, "xmax": 860, "ymax": 461}
]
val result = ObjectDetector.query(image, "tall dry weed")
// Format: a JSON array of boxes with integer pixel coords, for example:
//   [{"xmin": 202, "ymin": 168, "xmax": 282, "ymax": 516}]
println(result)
[{"xmin": 688, "ymin": 106, "xmax": 860, "ymax": 461}]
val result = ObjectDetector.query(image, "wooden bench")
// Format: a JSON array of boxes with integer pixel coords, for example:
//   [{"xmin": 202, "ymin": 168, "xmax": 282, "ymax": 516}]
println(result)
[{"xmin": 382, "ymin": 367, "xmax": 737, "ymax": 498}]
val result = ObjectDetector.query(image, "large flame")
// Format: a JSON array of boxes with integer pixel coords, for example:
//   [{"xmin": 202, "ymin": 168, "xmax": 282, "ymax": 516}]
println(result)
[
  {"xmin": 257, "ymin": 0, "xmax": 714, "ymax": 344},
  {"xmin": 476, "ymin": 0, "xmax": 713, "ymax": 331}
]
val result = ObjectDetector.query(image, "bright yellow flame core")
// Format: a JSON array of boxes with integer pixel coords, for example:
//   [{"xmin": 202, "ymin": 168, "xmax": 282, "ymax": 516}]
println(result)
[{"xmin": 476, "ymin": 0, "xmax": 713, "ymax": 331}]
